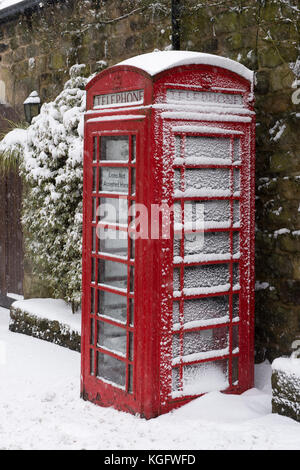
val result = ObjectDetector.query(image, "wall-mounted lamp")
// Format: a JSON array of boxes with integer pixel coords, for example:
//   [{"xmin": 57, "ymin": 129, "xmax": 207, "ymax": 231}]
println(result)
[{"xmin": 24, "ymin": 91, "xmax": 41, "ymax": 124}]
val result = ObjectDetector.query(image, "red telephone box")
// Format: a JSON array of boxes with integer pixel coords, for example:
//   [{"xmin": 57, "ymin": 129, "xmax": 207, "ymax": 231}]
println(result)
[{"xmin": 81, "ymin": 51, "xmax": 255, "ymax": 419}]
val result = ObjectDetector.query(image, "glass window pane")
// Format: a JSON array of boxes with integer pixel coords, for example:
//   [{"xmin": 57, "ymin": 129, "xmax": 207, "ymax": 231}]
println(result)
[
  {"xmin": 183, "ymin": 296, "xmax": 229, "ymax": 324},
  {"xmin": 130, "ymin": 267, "xmax": 134, "ymax": 294},
  {"xmin": 183, "ymin": 327, "xmax": 229, "ymax": 356},
  {"xmin": 98, "ymin": 228, "xmax": 128, "ymax": 258},
  {"xmin": 185, "ymin": 137, "xmax": 231, "ymax": 164},
  {"xmin": 232, "ymin": 294, "xmax": 239, "ymax": 319},
  {"xmin": 131, "ymin": 168, "xmax": 136, "ymax": 195},
  {"xmin": 181, "ymin": 359, "xmax": 229, "ymax": 395},
  {"xmin": 175, "ymin": 136, "xmax": 181, "ymax": 159},
  {"xmin": 128, "ymin": 364, "xmax": 133, "ymax": 393},
  {"xmin": 129, "ymin": 201, "xmax": 136, "ymax": 221},
  {"xmin": 92, "ymin": 227, "xmax": 96, "ymax": 252},
  {"xmin": 92, "ymin": 198, "xmax": 97, "ymax": 222},
  {"xmin": 185, "ymin": 232, "xmax": 230, "ymax": 257},
  {"xmin": 172, "ymin": 334, "xmax": 180, "ymax": 358},
  {"xmin": 90, "ymin": 349, "xmax": 95, "ymax": 376},
  {"xmin": 98, "ymin": 259, "xmax": 128, "ymax": 290},
  {"xmin": 130, "ymin": 239, "xmax": 135, "ymax": 260},
  {"xmin": 204, "ymin": 200, "xmax": 230, "ymax": 225},
  {"xmin": 234, "ymin": 169, "xmax": 240, "ymax": 193},
  {"xmin": 97, "ymin": 352, "xmax": 126, "ymax": 388},
  {"xmin": 173, "ymin": 301, "xmax": 180, "ymax": 324},
  {"xmin": 185, "ymin": 168, "xmax": 230, "ymax": 196},
  {"xmin": 98, "ymin": 290, "xmax": 127, "ymax": 323},
  {"xmin": 100, "ymin": 136, "xmax": 129, "ymax": 161},
  {"xmin": 172, "ymin": 367, "xmax": 180, "ymax": 392},
  {"xmin": 233, "ymin": 263, "xmax": 240, "ymax": 286},
  {"xmin": 174, "ymin": 238, "xmax": 181, "ymax": 258},
  {"xmin": 90, "ymin": 318, "xmax": 95, "ymax": 345},
  {"xmin": 91, "ymin": 287, "xmax": 95, "ymax": 313},
  {"xmin": 233, "ymin": 139, "xmax": 240, "ymax": 162},
  {"xmin": 233, "ymin": 201, "xmax": 240, "ymax": 225},
  {"xmin": 131, "ymin": 135, "xmax": 136, "ymax": 162},
  {"xmin": 184, "ymin": 264, "xmax": 230, "ymax": 290},
  {"xmin": 98, "ymin": 197, "xmax": 128, "ymax": 225},
  {"xmin": 174, "ymin": 169, "xmax": 181, "ymax": 193},
  {"xmin": 129, "ymin": 299, "xmax": 134, "ymax": 326},
  {"xmin": 183, "ymin": 201, "xmax": 204, "ymax": 229},
  {"xmin": 173, "ymin": 268, "xmax": 181, "ymax": 291},
  {"xmin": 93, "ymin": 137, "xmax": 97, "ymax": 162},
  {"xmin": 174, "ymin": 202, "xmax": 182, "ymax": 225},
  {"xmin": 92, "ymin": 167, "xmax": 97, "ymax": 192},
  {"xmin": 99, "ymin": 167, "xmax": 129, "ymax": 193},
  {"xmin": 232, "ymin": 357, "xmax": 239, "ymax": 384},
  {"xmin": 232, "ymin": 324, "xmax": 239, "ymax": 351},
  {"xmin": 233, "ymin": 232, "xmax": 239, "ymax": 255},
  {"xmin": 97, "ymin": 321, "xmax": 127, "ymax": 356},
  {"xmin": 91, "ymin": 257, "xmax": 96, "ymax": 282},
  {"xmin": 129, "ymin": 332, "xmax": 134, "ymax": 361}
]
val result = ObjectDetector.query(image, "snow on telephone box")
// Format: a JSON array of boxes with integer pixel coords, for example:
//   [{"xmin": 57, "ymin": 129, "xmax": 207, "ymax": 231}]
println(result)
[{"xmin": 81, "ymin": 51, "xmax": 256, "ymax": 419}]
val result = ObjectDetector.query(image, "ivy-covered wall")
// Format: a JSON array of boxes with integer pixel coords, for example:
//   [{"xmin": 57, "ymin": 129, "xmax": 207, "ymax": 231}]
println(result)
[{"xmin": 0, "ymin": 0, "xmax": 299, "ymax": 361}]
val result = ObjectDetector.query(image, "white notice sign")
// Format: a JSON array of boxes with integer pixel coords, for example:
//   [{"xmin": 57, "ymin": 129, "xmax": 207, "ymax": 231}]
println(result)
[{"xmin": 100, "ymin": 168, "xmax": 129, "ymax": 193}]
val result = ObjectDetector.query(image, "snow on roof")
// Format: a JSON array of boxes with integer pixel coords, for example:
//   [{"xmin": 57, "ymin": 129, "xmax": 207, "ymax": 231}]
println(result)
[
  {"xmin": 0, "ymin": 0, "xmax": 23, "ymax": 10},
  {"xmin": 117, "ymin": 51, "xmax": 254, "ymax": 84},
  {"xmin": 23, "ymin": 90, "xmax": 41, "ymax": 105}
]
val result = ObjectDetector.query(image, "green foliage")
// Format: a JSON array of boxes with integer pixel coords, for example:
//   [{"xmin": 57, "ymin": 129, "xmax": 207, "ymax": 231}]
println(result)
[
  {"xmin": 0, "ymin": 120, "xmax": 28, "ymax": 174},
  {"xmin": 18, "ymin": 66, "xmax": 88, "ymax": 311},
  {"xmin": 0, "ymin": 147, "xmax": 21, "ymax": 174}
]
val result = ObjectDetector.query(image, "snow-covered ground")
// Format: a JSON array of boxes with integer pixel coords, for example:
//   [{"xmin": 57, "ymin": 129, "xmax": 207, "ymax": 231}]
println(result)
[{"xmin": 1, "ymin": 306, "xmax": 300, "ymax": 450}]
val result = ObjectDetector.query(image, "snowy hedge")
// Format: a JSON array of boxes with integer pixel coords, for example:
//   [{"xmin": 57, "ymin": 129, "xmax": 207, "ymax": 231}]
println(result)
[
  {"xmin": 0, "ymin": 64, "xmax": 94, "ymax": 311},
  {"xmin": 10, "ymin": 298, "xmax": 81, "ymax": 352}
]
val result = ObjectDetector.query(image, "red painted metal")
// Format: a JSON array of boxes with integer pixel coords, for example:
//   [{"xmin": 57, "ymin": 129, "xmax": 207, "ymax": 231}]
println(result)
[{"xmin": 81, "ymin": 59, "xmax": 255, "ymax": 419}]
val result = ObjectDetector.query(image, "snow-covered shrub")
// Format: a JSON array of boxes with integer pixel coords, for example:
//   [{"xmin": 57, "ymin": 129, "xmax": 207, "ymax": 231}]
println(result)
[
  {"xmin": 0, "ymin": 125, "xmax": 28, "ymax": 173},
  {"xmin": 19, "ymin": 66, "xmax": 90, "ymax": 310}
]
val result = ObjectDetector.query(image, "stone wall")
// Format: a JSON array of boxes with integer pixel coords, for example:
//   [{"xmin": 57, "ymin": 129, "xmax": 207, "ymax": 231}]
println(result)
[
  {"xmin": 0, "ymin": 0, "xmax": 300, "ymax": 361},
  {"xmin": 0, "ymin": 0, "xmax": 170, "ymax": 115}
]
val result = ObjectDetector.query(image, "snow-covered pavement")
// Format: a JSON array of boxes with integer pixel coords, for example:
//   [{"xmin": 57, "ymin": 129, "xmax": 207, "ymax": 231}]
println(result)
[{"xmin": 1, "ymin": 306, "xmax": 300, "ymax": 450}]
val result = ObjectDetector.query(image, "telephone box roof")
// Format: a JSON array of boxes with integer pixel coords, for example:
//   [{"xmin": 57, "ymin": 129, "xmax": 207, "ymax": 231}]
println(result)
[{"xmin": 116, "ymin": 51, "xmax": 254, "ymax": 84}]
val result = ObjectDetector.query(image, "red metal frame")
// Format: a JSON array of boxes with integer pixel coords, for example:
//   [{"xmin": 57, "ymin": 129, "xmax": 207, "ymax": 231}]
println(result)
[{"xmin": 81, "ymin": 61, "xmax": 255, "ymax": 418}]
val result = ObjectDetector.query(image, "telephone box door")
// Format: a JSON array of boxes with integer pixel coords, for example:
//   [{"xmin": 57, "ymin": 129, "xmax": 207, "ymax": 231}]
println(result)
[{"xmin": 81, "ymin": 116, "xmax": 147, "ymax": 414}]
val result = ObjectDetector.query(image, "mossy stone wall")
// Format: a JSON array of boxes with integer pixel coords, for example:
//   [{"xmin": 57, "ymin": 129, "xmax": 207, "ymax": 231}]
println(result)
[{"xmin": 0, "ymin": 0, "xmax": 170, "ymax": 114}]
